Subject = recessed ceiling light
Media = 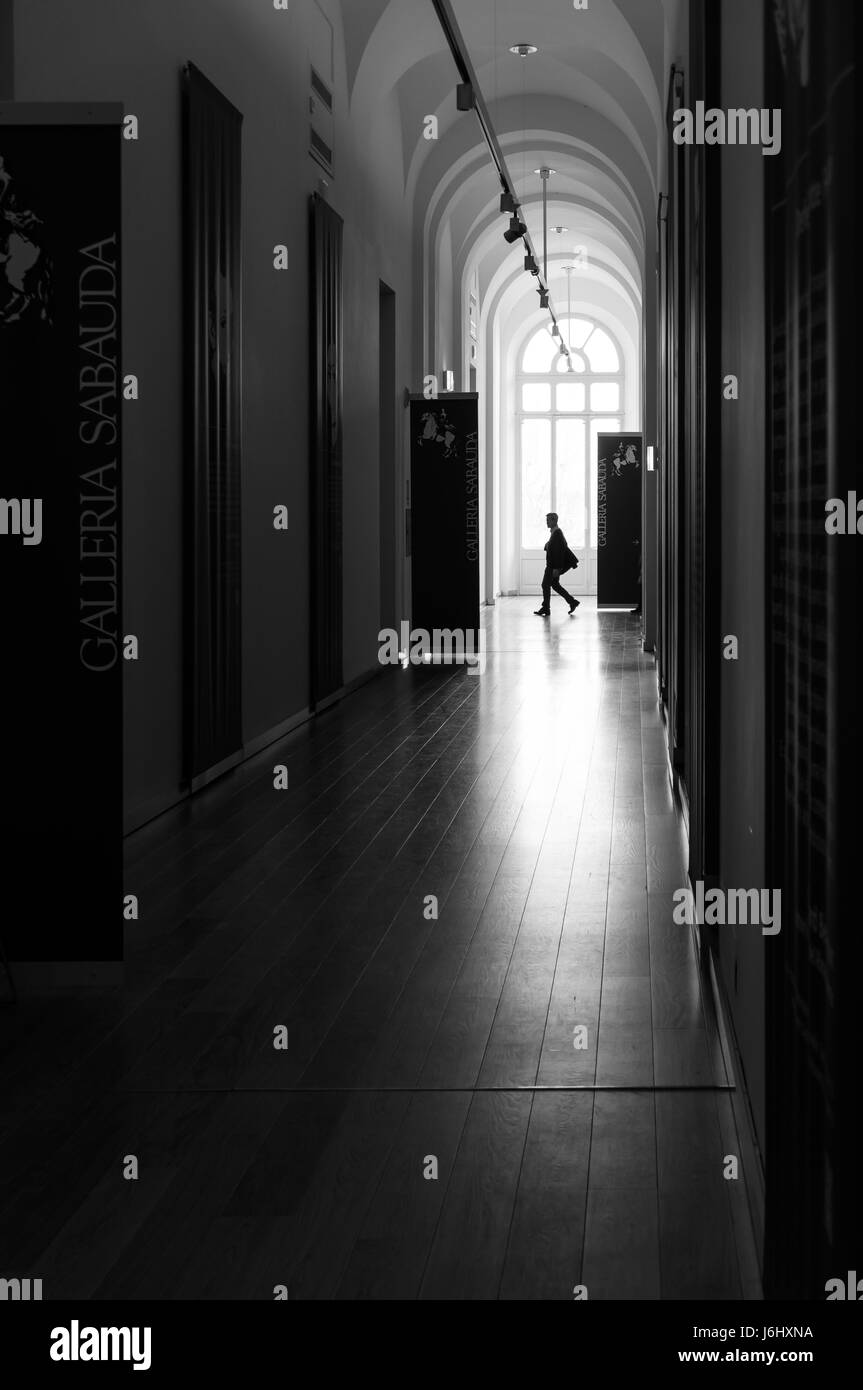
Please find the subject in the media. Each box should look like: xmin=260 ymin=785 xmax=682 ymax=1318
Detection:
xmin=509 ymin=43 xmax=538 ymax=56
xmin=551 ymin=226 xmax=569 ymax=234
xmin=534 ymin=167 xmax=557 ymax=176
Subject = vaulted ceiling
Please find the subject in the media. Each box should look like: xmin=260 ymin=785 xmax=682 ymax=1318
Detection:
xmin=339 ymin=0 xmax=678 ymax=365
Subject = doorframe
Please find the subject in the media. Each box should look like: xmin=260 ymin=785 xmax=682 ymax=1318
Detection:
xmin=182 ymin=63 xmax=244 ymax=788
xmin=309 ymin=192 xmax=345 ymax=710
xmin=515 ymin=410 xmax=619 ymax=597
xmin=684 ymin=0 xmax=722 ymax=886
xmin=378 ymin=282 xmax=398 ymax=634
xmin=661 ymin=63 xmax=687 ymax=775
xmin=514 ymin=321 xmax=627 ymax=597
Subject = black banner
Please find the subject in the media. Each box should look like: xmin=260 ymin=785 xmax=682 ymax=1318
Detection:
xmin=409 ymin=392 xmax=479 ymax=639
xmin=0 ymin=108 xmax=122 ymax=968
xmin=597 ymin=432 xmax=642 ymax=607
xmin=0 ymin=1300 xmax=860 ymax=1377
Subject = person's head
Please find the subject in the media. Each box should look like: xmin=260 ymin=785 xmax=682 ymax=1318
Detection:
xmin=546 ymin=512 xmax=558 ymax=530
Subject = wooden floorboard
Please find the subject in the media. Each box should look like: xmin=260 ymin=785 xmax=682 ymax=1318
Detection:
xmin=499 ymin=1091 xmax=593 ymax=1300
xmin=0 ymin=601 xmax=759 ymax=1299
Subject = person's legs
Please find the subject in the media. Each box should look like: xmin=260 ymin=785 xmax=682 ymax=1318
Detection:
xmin=551 ymin=575 xmax=579 ymax=610
xmin=535 ymin=568 xmax=553 ymax=615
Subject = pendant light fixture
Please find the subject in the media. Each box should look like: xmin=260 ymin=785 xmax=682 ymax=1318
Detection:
xmin=562 ymin=264 xmax=577 ymax=371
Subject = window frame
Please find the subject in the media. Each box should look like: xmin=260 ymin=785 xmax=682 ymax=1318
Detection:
xmin=516 ymin=317 xmax=626 ymax=558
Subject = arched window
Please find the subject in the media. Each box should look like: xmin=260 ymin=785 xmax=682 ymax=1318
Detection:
xmin=517 ymin=317 xmax=625 ymax=593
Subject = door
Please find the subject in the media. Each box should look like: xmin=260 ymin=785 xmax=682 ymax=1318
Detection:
xmin=379 ymin=282 xmax=397 ymax=633
xmin=763 ymin=0 xmax=858 ymax=1298
xmin=183 ymin=64 xmax=243 ymax=785
xmin=310 ymin=193 xmax=344 ymax=707
xmin=517 ymin=318 xmax=625 ymax=595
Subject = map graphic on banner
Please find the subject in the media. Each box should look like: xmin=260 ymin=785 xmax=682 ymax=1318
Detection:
xmin=0 ymin=152 xmax=54 ymax=324
xmin=416 ymin=404 xmax=467 ymax=460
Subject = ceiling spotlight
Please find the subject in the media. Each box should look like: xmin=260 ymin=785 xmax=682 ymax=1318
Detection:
xmin=504 ymin=215 xmax=527 ymax=243
xmin=509 ymin=43 xmax=538 ymax=56
xmin=524 ymin=254 xmax=539 ymax=275
xmin=500 ymin=191 xmax=517 ymax=214
xmin=551 ymin=325 xmax=561 ymax=339
xmin=456 ymin=82 xmax=475 ymax=111
xmin=539 ymin=290 xmax=549 ymax=308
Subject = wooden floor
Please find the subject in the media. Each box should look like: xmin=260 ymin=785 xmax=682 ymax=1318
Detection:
xmin=0 ymin=600 xmax=761 ymax=1299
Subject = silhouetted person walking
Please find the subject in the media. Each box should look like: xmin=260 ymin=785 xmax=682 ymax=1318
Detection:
xmin=535 ymin=512 xmax=580 ymax=616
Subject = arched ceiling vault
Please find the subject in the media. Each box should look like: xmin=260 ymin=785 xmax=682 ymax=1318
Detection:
xmin=339 ymin=0 xmax=672 ymax=374
xmin=435 ymin=157 xmax=645 ymax=274
xmin=474 ymin=242 xmax=642 ymax=322
xmin=484 ymin=252 xmax=642 ymax=354
xmin=346 ymin=0 xmax=665 ymax=196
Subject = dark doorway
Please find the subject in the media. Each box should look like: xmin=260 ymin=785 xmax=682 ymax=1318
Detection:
xmin=310 ymin=193 xmax=344 ymax=708
xmin=763 ymin=0 xmax=859 ymax=1298
xmin=379 ymin=282 xmax=397 ymax=633
xmin=182 ymin=64 xmax=243 ymax=786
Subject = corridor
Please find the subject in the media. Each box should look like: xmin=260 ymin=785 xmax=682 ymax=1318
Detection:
xmin=0 ymin=0 xmax=858 ymax=1332
xmin=1 ymin=605 xmax=758 ymax=1299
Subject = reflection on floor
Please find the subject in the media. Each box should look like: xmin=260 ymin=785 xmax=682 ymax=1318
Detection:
xmin=0 ymin=599 xmax=761 ymax=1299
